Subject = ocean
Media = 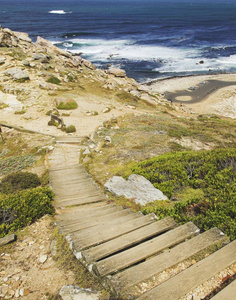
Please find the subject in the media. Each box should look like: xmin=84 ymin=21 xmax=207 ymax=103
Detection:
xmin=1 ymin=0 xmax=236 ymax=82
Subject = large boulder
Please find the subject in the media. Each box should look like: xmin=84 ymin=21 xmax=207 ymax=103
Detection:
xmin=107 ymin=67 xmax=126 ymax=77
xmin=0 ymin=31 xmax=18 ymax=47
xmin=6 ymin=68 xmax=29 ymax=81
xmin=35 ymin=36 xmax=72 ymax=58
xmin=32 ymin=53 xmax=50 ymax=63
xmin=82 ymin=59 xmax=96 ymax=70
xmin=14 ymin=31 xmax=32 ymax=43
xmin=105 ymin=174 xmax=168 ymax=206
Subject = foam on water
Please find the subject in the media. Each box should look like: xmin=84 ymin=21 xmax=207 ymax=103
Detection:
xmin=49 ymin=10 xmax=71 ymax=14
xmin=56 ymin=38 xmax=192 ymax=61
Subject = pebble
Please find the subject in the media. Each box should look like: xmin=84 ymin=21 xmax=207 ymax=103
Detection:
xmin=39 ymin=254 xmax=48 ymax=264
xmin=19 ymin=287 xmax=30 ymax=296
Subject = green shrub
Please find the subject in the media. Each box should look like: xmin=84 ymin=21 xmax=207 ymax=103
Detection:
xmin=14 ymin=109 xmax=26 ymax=115
xmin=46 ymin=76 xmax=61 ymax=85
xmin=0 ymin=186 xmax=54 ymax=237
xmin=0 ymin=155 xmax=35 ymax=176
xmin=46 ymin=110 xmax=60 ymax=116
xmin=56 ymin=100 xmax=78 ymax=110
xmin=48 ymin=120 xmax=59 ymax=127
xmin=133 ymin=148 xmax=236 ymax=240
xmin=0 ymin=172 xmax=41 ymax=194
xmin=62 ymin=125 xmax=76 ymax=133
xmin=0 ymin=103 xmax=8 ymax=109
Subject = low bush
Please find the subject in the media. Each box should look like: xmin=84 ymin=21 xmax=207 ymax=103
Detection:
xmin=14 ymin=109 xmax=26 ymax=115
xmin=63 ymin=125 xmax=76 ymax=133
xmin=56 ymin=100 xmax=78 ymax=110
xmin=133 ymin=148 xmax=236 ymax=240
xmin=0 ymin=186 xmax=54 ymax=237
xmin=0 ymin=103 xmax=8 ymax=109
xmin=46 ymin=76 xmax=61 ymax=85
xmin=0 ymin=154 xmax=35 ymax=176
xmin=0 ymin=172 xmax=41 ymax=194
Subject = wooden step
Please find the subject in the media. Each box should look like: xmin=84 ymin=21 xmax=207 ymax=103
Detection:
xmin=110 ymin=227 xmax=226 ymax=296
xmin=50 ymin=171 xmax=93 ymax=179
xmin=56 ymin=204 xmax=122 ymax=224
xmin=50 ymin=175 xmax=92 ymax=183
xmin=82 ymin=217 xmax=176 ymax=263
xmin=93 ymin=222 xmax=199 ymax=277
xmin=56 ymin=136 xmax=87 ymax=143
xmin=60 ymin=209 xmax=136 ymax=233
xmin=53 ymin=195 xmax=104 ymax=208
xmin=71 ymin=213 xmax=157 ymax=251
xmin=51 ymin=175 xmax=93 ymax=184
xmin=53 ymin=185 xmax=102 ymax=195
xmin=211 ymin=279 xmax=236 ymax=300
xmin=54 ymin=191 xmax=105 ymax=201
xmin=137 ymin=239 xmax=236 ymax=300
xmin=49 ymin=164 xmax=83 ymax=172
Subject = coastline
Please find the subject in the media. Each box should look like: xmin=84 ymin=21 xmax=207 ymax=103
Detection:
xmin=148 ymin=73 xmax=236 ymax=118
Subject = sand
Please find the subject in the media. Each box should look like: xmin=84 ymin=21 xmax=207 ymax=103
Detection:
xmin=149 ymin=73 xmax=236 ymax=118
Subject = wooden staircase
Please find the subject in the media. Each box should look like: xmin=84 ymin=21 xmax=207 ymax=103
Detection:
xmin=49 ymin=137 xmax=236 ymax=299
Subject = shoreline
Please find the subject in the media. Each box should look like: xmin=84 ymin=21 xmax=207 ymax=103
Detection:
xmin=148 ymin=73 xmax=236 ymax=118
xmin=144 ymin=72 xmax=236 ymax=86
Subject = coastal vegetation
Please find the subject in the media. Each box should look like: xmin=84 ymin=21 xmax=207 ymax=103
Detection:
xmin=56 ymin=99 xmax=78 ymax=110
xmin=0 ymin=131 xmax=54 ymax=238
xmin=85 ymin=112 xmax=236 ymax=240
xmin=133 ymin=148 xmax=236 ymax=240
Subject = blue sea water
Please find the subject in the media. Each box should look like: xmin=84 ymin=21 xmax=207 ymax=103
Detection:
xmin=1 ymin=0 xmax=236 ymax=82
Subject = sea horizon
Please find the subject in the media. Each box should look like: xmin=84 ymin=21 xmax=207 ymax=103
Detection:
xmin=1 ymin=0 xmax=236 ymax=82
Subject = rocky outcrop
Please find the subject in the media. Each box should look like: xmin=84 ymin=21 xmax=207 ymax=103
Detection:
xmin=107 ymin=67 xmax=126 ymax=77
xmin=5 ymin=68 xmax=29 ymax=81
xmin=0 ymin=30 xmax=18 ymax=47
xmin=14 ymin=31 xmax=32 ymax=43
xmin=105 ymin=174 xmax=168 ymax=206
xmin=35 ymin=36 xmax=72 ymax=58
xmin=81 ymin=58 xmax=96 ymax=70
xmin=32 ymin=53 xmax=50 ymax=63
xmin=0 ymin=27 xmax=31 ymax=47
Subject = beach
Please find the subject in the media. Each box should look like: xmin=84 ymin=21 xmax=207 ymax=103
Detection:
xmin=149 ymin=73 xmax=236 ymax=118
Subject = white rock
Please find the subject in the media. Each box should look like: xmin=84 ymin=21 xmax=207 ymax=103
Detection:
xmin=83 ymin=149 xmax=90 ymax=155
xmin=104 ymin=174 xmax=168 ymax=206
xmin=39 ymin=254 xmax=48 ymax=264
xmin=107 ymin=67 xmax=126 ymax=77
xmin=59 ymin=285 xmax=99 ymax=300
xmin=104 ymin=136 xmax=111 ymax=143
xmin=19 ymin=288 xmax=30 ymax=296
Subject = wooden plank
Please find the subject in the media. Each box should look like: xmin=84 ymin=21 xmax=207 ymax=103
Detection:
xmin=54 ymin=186 xmax=103 ymax=196
xmin=53 ymin=185 xmax=102 ymax=195
xmin=111 ymin=227 xmax=226 ymax=294
xmin=49 ymin=164 xmax=83 ymax=172
xmin=72 ymin=213 xmax=157 ymax=250
xmin=211 ymin=279 xmax=236 ymax=300
xmin=82 ymin=217 xmax=176 ymax=263
xmin=54 ymin=191 xmax=105 ymax=202
xmin=50 ymin=177 xmax=93 ymax=185
xmin=50 ymin=171 xmax=88 ymax=178
xmin=0 ymin=234 xmax=16 ymax=247
xmin=51 ymin=177 xmax=93 ymax=185
xmin=56 ymin=137 xmax=87 ymax=143
xmin=137 ymin=240 xmax=236 ymax=300
xmin=65 ymin=214 xmax=143 ymax=236
xmin=94 ymin=222 xmax=199 ymax=277
xmin=60 ymin=209 xmax=137 ymax=233
xmin=56 ymin=204 xmax=122 ymax=224
xmin=54 ymin=193 xmax=105 ymax=204
xmin=53 ymin=196 xmax=104 ymax=208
